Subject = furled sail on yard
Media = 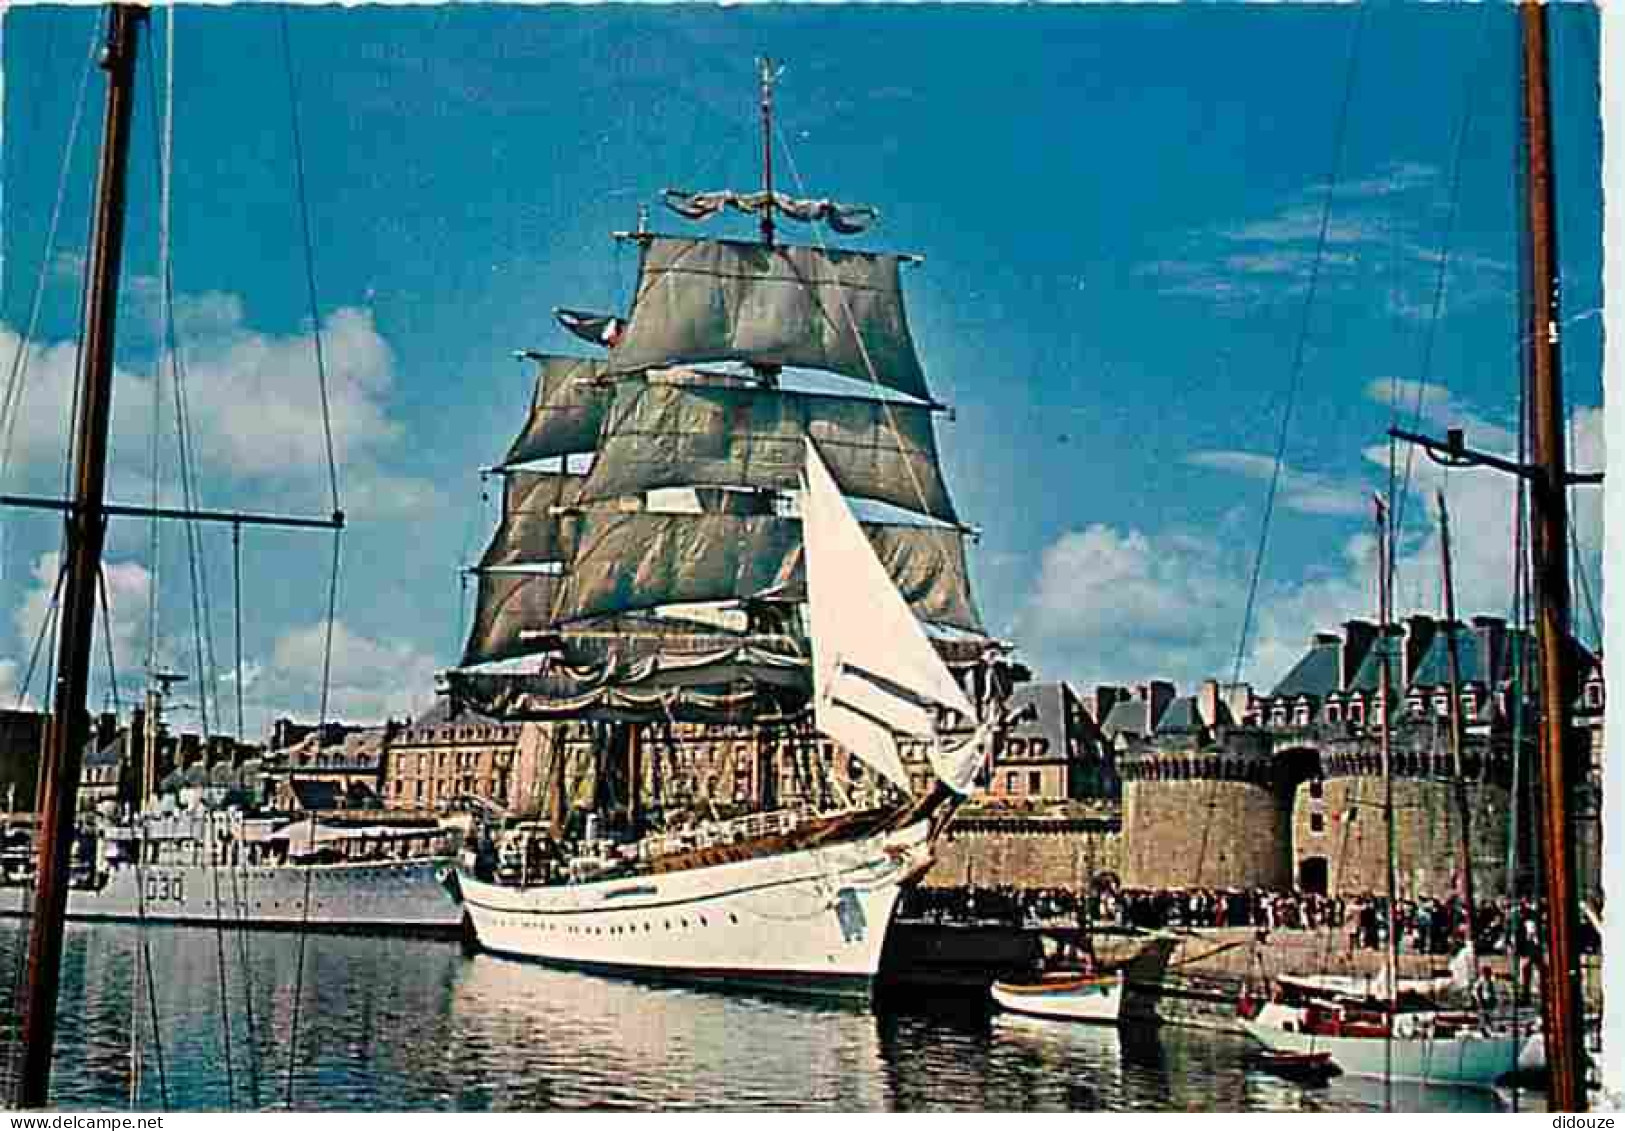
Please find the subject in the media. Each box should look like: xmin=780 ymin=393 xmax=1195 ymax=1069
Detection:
xmin=608 ymin=236 xmax=931 ymax=403
xmin=581 ymin=379 xmax=959 ymax=523
xmin=801 ymin=439 xmax=979 ymax=792
xmin=554 ymin=509 xmax=983 ymax=633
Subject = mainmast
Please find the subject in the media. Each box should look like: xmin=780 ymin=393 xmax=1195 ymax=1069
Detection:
xmin=1520 ymin=1 xmax=1585 ymax=1110
xmin=1385 ymin=4 xmax=1592 ymax=1110
xmin=759 ymin=57 xmax=776 ymax=248
xmin=16 ymin=4 xmax=144 ymax=1108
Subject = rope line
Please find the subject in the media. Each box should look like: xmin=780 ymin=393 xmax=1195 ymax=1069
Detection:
xmin=0 ymin=18 xmax=99 ymax=499
xmin=277 ymin=9 xmax=341 ymax=516
xmin=1229 ymin=5 xmax=1365 ymax=688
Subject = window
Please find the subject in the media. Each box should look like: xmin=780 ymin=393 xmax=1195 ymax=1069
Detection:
xmin=1585 ymin=682 xmax=1604 ymax=709
xmin=1350 ymin=701 xmax=1365 ymax=724
xmin=1005 ymin=772 xmax=1017 ymax=793
xmin=1308 ymin=779 xmax=1324 ymax=800
xmin=1028 ymin=771 xmax=1042 ymax=795
xmin=1293 ymin=704 xmax=1311 ymax=726
xmin=1310 ymin=812 xmax=1325 ymax=834
xmin=1326 ymin=704 xmax=1342 ymax=723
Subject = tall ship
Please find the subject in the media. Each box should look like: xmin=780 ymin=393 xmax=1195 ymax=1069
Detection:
xmin=444 ymin=61 xmax=1019 ymax=1000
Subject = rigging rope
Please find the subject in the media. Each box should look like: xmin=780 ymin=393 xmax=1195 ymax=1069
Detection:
xmin=0 ymin=18 xmax=98 ymax=503
xmin=96 ymin=563 xmax=122 ymax=716
xmin=276 ymin=12 xmax=345 ymax=1106
xmin=1229 ymin=4 xmax=1365 ymax=690
xmin=1387 ymin=9 xmax=1498 ymax=589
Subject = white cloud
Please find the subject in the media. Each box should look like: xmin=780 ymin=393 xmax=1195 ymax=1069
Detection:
xmin=255 ymin=618 xmax=440 ymax=725
xmin=1186 ymin=450 xmax=1369 ymax=517
xmin=1016 ymin=386 xmax=1605 ymax=697
xmin=0 ymin=659 xmax=32 ymax=710
xmin=11 ymin=551 xmax=153 ymax=700
xmin=0 ymin=294 xmax=441 ymax=519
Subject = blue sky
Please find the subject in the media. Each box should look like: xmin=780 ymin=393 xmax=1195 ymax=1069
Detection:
xmin=0 ymin=3 xmax=1605 ymax=737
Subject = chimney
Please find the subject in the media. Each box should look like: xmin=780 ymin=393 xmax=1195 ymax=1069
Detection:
xmin=96 ymin=712 xmax=117 ymax=751
xmin=1222 ymin=682 xmax=1255 ymax=725
xmin=1198 ymin=679 xmax=1221 ymax=727
xmin=1471 ymin=615 xmax=1506 ymax=686
xmin=1403 ymin=614 xmax=1437 ymax=688
xmin=1146 ymin=680 xmax=1176 ymax=731
xmin=1091 ymin=686 xmax=1126 ymax=725
xmin=1340 ymin=620 xmax=1378 ymax=690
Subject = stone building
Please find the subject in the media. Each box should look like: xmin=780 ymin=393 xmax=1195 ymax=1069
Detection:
xmin=381 ymin=701 xmax=526 ymax=812
xmin=984 ymin=682 xmax=1116 ymax=802
xmin=266 ymin=722 xmax=389 ymax=811
xmin=1118 ymin=613 xmax=1604 ymax=902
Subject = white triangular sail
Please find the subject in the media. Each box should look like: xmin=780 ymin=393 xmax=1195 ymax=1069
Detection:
xmin=801 ymin=438 xmax=980 ymax=794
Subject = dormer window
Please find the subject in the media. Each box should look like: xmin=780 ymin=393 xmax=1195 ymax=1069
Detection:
xmin=1350 ymin=700 xmax=1365 ymax=725
xmin=1325 ymin=703 xmax=1342 ymax=723
xmin=1585 ymin=682 xmax=1604 ymax=709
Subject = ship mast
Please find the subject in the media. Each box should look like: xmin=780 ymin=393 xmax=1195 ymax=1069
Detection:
xmin=759 ymin=57 xmax=776 ymax=248
xmin=1435 ymin=493 xmax=1479 ymax=949
xmin=15 ymin=5 xmax=144 ymax=1107
xmin=1386 ymin=2 xmax=1592 ymax=1110
xmin=1519 ymin=1 xmax=1585 ymax=1109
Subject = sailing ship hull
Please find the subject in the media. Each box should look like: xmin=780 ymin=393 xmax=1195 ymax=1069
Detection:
xmin=991 ymin=972 xmax=1124 ymax=1024
xmin=458 ymin=818 xmax=933 ymax=1001
xmin=0 ymin=858 xmax=463 ymax=936
xmin=1239 ymin=1009 xmax=1520 ymax=1090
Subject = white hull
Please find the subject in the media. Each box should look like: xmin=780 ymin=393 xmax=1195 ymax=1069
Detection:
xmin=991 ymin=972 xmax=1124 ymax=1024
xmin=459 ymin=818 xmax=933 ymax=1000
xmin=1240 ymin=1008 xmax=1520 ymax=1090
xmin=0 ymin=858 xmax=463 ymax=935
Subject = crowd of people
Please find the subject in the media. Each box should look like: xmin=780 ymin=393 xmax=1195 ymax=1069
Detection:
xmin=896 ymin=882 xmax=1599 ymax=956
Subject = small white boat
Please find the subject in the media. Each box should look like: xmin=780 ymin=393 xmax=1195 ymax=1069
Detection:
xmin=1239 ymin=1002 xmax=1520 ymax=1090
xmin=991 ymin=970 xmax=1124 ymax=1024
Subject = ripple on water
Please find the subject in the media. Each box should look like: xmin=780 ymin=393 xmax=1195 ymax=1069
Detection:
xmin=0 ymin=924 xmax=1523 ymax=1112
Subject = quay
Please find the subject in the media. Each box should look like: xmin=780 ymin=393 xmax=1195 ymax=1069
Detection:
xmin=882 ymin=920 xmax=1603 ymax=1032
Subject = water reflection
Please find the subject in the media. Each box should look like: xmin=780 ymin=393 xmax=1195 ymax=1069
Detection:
xmin=0 ymin=923 xmax=1526 ymax=1112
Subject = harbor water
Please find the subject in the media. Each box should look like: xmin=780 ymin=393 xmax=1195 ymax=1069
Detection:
xmin=0 ymin=922 xmax=1518 ymax=1112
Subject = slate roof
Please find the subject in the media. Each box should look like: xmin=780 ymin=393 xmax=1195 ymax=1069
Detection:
xmin=1347 ymin=634 xmax=1404 ymax=693
xmin=1270 ymin=641 xmax=1342 ymax=699
xmin=1100 ymin=699 xmax=1149 ymax=740
xmin=1154 ymin=696 xmax=1202 ymax=735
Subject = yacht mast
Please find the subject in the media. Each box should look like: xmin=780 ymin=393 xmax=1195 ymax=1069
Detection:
xmin=1435 ymin=493 xmax=1479 ymax=947
xmin=1520 ymin=1 xmax=1586 ymax=1109
xmin=16 ymin=4 xmax=145 ymax=1107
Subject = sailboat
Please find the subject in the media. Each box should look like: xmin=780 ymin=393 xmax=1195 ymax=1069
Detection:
xmin=1241 ymin=4 xmax=1593 ymax=1103
xmin=444 ymin=61 xmax=1016 ymax=1000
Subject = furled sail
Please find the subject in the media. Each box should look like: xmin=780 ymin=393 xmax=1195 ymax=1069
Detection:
xmin=773 ymin=524 xmax=983 ymax=634
xmin=802 ymin=439 xmax=980 ymax=794
xmin=461 ymin=570 xmax=566 ymax=666
xmin=553 ymin=507 xmax=981 ymax=634
xmin=554 ymin=512 xmax=802 ymax=625
xmin=477 ymin=471 xmax=585 ymax=570
xmin=504 ymin=355 xmax=613 ymax=467
xmin=663 ymin=189 xmax=878 ymax=235
xmin=608 ymin=236 xmax=931 ymax=403
xmin=580 ymin=379 xmax=959 ymax=523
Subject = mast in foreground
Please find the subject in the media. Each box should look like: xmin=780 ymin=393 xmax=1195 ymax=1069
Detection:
xmin=16 ymin=4 xmax=144 ymax=1108
xmin=1520 ymin=0 xmax=1586 ymax=1109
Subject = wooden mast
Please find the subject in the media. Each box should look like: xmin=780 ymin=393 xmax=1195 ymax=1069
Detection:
xmin=1435 ymin=492 xmax=1480 ymax=949
xmin=759 ymin=57 xmax=776 ymax=248
xmin=1520 ymin=1 xmax=1586 ymax=1110
xmin=16 ymin=4 xmax=144 ymax=1108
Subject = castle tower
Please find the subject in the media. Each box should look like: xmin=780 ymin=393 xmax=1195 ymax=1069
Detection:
xmin=1304 ymin=726 xmax=1525 ymax=900
xmin=1116 ymin=728 xmax=1295 ymax=890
